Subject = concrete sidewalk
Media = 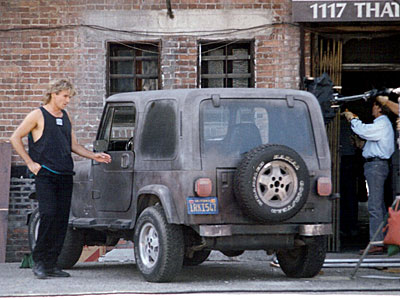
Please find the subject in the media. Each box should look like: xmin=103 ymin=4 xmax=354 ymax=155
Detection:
xmin=1 ymin=249 xmax=400 ymax=297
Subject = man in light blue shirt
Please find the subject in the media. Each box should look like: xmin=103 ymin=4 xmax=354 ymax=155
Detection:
xmin=343 ymin=101 xmax=394 ymax=255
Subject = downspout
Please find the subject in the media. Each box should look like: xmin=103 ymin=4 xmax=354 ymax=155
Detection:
xmin=166 ymin=0 xmax=174 ymax=19
xmin=299 ymin=23 xmax=306 ymax=90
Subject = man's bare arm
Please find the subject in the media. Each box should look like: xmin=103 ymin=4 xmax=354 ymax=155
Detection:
xmin=376 ymin=95 xmax=399 ymax=115
xmin=71 ymin=131 xmax=111 ymax=163
xmin=9 ymin=109 xmax=42 ymax=175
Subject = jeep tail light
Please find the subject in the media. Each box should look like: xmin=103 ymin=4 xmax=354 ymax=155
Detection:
xmin=317 ymin=177 xmax=332 ymax=196
xmin=195 ymin=178 xmax=212 ymax=197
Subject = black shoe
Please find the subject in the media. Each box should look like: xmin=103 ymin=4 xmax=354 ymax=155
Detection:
xmin=33 ymin=262 xmax=48 ymax=279
xmin=46 ymin=267 xmax=70 ymax=278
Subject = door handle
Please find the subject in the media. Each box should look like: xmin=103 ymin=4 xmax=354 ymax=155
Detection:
xmin=121 ymin=153 xmax=130 ymax=168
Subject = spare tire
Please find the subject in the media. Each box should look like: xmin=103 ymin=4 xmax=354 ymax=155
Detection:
xmin=234 ymin=144 xmax=310 ymax=222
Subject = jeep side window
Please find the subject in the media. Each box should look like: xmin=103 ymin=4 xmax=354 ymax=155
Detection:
xmin=140 ymin=99 xmax=177 ymax=160
xmin=98 ymin=105 xmax=136 ymax=151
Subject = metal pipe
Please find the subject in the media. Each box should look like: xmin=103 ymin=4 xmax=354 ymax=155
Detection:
xmin=166 ymin=0 xmax=174 ymax=19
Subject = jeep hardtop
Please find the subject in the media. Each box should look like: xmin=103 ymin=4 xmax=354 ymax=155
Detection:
xmin=29 ymin=88 xmax=332 ymax=282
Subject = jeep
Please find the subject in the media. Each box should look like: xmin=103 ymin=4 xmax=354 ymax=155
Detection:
xmin=29 ymin=88 xmax=332 ymax=282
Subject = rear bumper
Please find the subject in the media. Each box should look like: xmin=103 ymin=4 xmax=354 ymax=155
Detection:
xmin=199 ymin=223 xmax=332 ymax=237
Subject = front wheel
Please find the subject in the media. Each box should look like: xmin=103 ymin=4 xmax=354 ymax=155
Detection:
xmin=28 ymin=208 xmax=40 ymax=252
xmin=57 ymin=227 xmax=84 ymax=269
xmin=134 ymin=205 xmax=184 ymax=282
xmin=27 ymin=208 xmax=84 ymax=269
xmin=276 ymin=235 xmax=327 ymax=278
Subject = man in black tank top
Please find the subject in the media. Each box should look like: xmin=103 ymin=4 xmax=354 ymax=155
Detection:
xmin=10 ymin=79 xmax=111 ymax=279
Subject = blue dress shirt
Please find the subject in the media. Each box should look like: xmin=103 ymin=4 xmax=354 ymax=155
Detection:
xmin=350 ymin=115 xmax=394 ymax=159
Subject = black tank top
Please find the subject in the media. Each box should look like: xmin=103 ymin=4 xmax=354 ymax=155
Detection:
xmin=28 ymin=106 xmax=74 ymax=174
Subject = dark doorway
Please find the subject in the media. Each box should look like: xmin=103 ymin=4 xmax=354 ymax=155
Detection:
xmin=339 ymin=34 xmax=400 ymax=251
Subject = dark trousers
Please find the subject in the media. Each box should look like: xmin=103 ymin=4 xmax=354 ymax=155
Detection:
xmin=32 ymin=169 xmax=73 ymax=268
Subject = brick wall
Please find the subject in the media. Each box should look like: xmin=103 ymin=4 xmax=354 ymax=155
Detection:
xmin=1 ymin=0 xmax=302 ymax=159
xmin=1 ymin=0 xmax=305 ymax=262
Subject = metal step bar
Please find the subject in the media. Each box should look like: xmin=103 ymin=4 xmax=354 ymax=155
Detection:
xmin=323 ymin=257 xmax=400 ymax=268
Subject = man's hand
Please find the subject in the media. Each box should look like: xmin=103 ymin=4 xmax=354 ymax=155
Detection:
xmin=376 ymin=95 xmax=389 ymax=106
xmin=93 ymin=152 xmax=112 ymax=164
xmin=341 ymin=110 xmax=357 ymax=122
xmin=27 ymin=161 xmax=42 ymax=175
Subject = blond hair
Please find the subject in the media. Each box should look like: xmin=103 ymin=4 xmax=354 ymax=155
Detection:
xmin=43 ymin=79 xmax=76 ymax=104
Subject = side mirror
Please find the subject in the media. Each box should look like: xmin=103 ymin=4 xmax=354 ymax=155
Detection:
xmin=93 ymin=140 xmax=108 ymax=152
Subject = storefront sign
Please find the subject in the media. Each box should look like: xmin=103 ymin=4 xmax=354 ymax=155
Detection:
xmin=292 ymin=0 xmax=400 ymax=22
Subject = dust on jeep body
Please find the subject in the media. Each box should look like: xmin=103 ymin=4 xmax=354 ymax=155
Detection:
xmin=28 ymin=88 xmax=332 ymax=282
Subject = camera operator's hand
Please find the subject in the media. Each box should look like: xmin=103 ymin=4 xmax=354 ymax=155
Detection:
xmin=376 ymin=90 xmax=400 ymax=115
xmin=376 ymin=95 xmax=389 ymax=106
xmin=341 ymin=109 xmax=358 ymax=122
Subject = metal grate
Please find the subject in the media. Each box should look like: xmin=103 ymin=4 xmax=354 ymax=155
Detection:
xmin=199 ymin=41 xmax=254 ymax=88
xmin=107 ymin=42 xmax=160 ymax=96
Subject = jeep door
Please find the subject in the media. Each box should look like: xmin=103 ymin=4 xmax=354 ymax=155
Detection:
xmin=92 ymin=103 xmax=136 ymax=212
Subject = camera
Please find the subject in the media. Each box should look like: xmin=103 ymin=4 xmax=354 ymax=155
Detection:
xmin=370 ymin=88 xmax=398 ymax=101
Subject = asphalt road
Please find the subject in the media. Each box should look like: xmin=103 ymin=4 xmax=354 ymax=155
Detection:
xmin=1 ymin=251 xmax=400 ymax=297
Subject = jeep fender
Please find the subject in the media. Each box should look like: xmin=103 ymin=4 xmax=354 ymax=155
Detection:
xmin=137 ymin=184 xmax=179 ymax=224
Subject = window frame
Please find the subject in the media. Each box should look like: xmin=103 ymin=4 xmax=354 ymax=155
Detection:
xmin=106 ymin=41 xmax=161 ymax=96
xmin=198 ymin=40 xmax=255 ymax=88
xmin=96 ymin=102 xmax=137 ymax=152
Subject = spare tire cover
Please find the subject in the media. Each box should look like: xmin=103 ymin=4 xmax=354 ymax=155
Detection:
xmin=234 ymin=144 xmax=310 ymax=222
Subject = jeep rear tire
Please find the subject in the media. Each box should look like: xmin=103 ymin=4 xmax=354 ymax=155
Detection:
xmin=277 ymin=235 xmax=327 ymax=278
xmin=234 ymin=144 xmax=310 ymax=222
xmin=221 ymin=250 xmax=245 ymax=257
xmin=28 ymin=208 xmax=84 ymax=269
xmin=134 ymin=205 xmax=184 ymax=282
xmin=183 ymin=249 xmax=211 ymax=266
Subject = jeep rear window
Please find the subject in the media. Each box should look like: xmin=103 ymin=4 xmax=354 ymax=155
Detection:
xmin=200 ymin=99 xmax=316 ymax=157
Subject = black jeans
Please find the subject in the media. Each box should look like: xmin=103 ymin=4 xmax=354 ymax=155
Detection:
xmin=32 ymin=168 xmax=73 ymax=268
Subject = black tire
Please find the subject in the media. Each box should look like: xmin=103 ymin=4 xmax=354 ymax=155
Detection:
xmin=183 ymin=249 xmax=211 ymax=266
xmin=28 ymin=208 xmax=40 ymax=252
xmin=27 ymin=208 xmax=84 ymax=269
xmin=134 ymin=205 xmax=184 ymax=282
xmin=277 ymin=236 xmax=327 ymax=278
xmin=234 ymin=144 xmax=310 ymax=222
xmin=57 ymin=227 xmax=84 ymax=269
xmin=221 ymin=250 xmax=245 ymax=257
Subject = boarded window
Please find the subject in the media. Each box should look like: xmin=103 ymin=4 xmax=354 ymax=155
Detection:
xmin=199 ymin=41 xmax=254 ymax=88
xmin=108 ymin=42 xmax=160 ymax=95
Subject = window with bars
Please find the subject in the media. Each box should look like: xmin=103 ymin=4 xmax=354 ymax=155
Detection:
xmin=199 ymin=41 xmax=254 ymax=88
xmin=107 ymin=42 xmax=160 ymax=96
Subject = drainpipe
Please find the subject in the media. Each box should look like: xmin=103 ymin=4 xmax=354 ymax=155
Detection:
xmin=299 ymin=24 xmax=305 ymax=90
xmin=166 ymin=0 xmax=174 ymax=19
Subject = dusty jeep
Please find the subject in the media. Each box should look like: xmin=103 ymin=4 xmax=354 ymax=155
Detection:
xmin=29 ymin=88 xmax=332 ymax=282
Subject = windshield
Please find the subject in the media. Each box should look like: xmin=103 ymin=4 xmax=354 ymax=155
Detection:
xmin=200 ymin=99 xmax=316 ymax=160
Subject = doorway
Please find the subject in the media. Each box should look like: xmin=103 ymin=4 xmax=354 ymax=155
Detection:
xmin=338 ymin=34 xmax=400 ymax=251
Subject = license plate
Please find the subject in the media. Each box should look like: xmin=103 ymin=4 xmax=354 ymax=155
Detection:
xmin=187 ymin=197 xmax=218 ymax=215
